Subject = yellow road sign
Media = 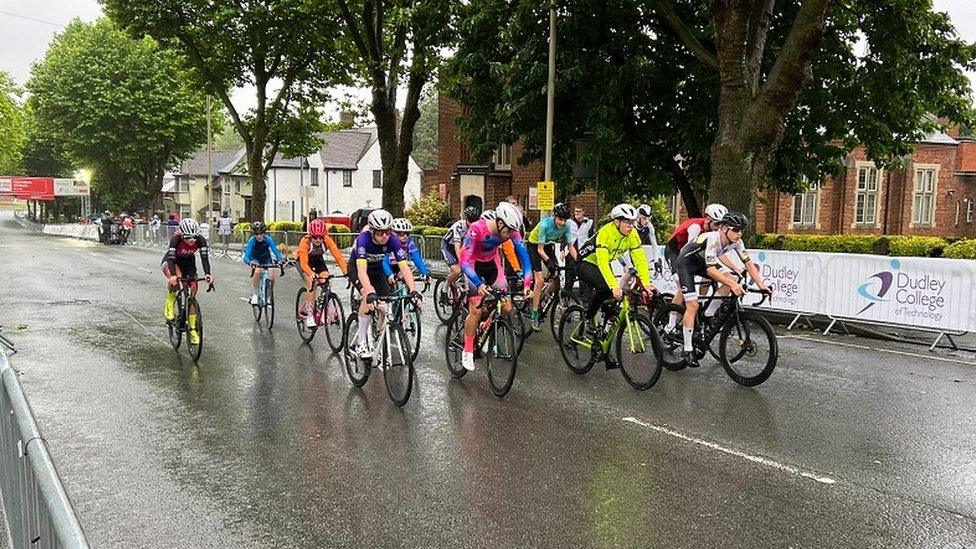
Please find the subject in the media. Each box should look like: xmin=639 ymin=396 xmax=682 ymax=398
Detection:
xmin=537 ymin=180 xmax=555 ymax=211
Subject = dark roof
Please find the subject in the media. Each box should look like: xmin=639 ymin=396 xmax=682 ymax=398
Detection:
xmin=269 ymin=153 xmax=306 ymax=168
xmin=319 ymin=131 xmax=373 ymax=170
xmin=178 ymin=149 xmax=240 ymax=176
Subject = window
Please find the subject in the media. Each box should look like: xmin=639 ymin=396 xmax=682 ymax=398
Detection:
xmin=791 ymin=178 xmax=820 ymax=227
xmin=310 ymin=169 xmax=319 ymax=187
xmin=493 ymin=144 xmax=511 ymax=169
xmin=176 ymin=178 xmax=189 ymax=193
xmin=969 ymin=199 xmax=974 ymax=224
xmin=343 ymin=170 xmax=353 ymax=187
xmin=911 ymin=167 xmax=937 ymax=226
xmin=855 ymin=165 xmax=880 ymax=226
xmin=372 ymin=170 xmax=382 ymax=189
xmin=956 ymin=200 xmax=961 ymax=227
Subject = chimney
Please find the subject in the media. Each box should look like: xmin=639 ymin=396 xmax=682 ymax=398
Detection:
xmin=339 ymin=111 xmax=355 ymax=128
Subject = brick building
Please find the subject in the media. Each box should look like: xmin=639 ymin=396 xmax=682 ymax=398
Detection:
xmin=422 ymin=96 xmax=601 ymax=224
xmin=755 ymin=130 xmax=976 ymax=239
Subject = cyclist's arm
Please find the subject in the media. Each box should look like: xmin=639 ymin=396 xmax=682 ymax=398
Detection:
xmin=645 ymin=225 xmax=659 ymax=262
xmin=164 ymin=236 xmax=179 ymax=272
xmin=594 ymin=245 xmax=619 ymax=289
xmin=325 ymin=234 xmax=348 ymax=273
xmin=459 ymin=232 xmax=483 ymax=287
xmin=198 ymin=237 xmax=212 ymax=276
xmin=266 ymin=235 xmax=284 ymax=262
xmin=297 ymin=238 xmax=314 ymax=278
xmin=501 ymin=240 xmax=520 ymax=273
xmin=511 ymin=232 xmax=532 ymax=287
xmin=356 ymin=259 xmax=374 ymax=294
xmin=627 ymin=239 xmax=652 ymax=288
xmin=241 ymin=237 xmax=255 ymax=264
xmin=408 ymin=240 xmax=430 ymax=277
xmin=381 ymin=253 xmax=395 ymax=278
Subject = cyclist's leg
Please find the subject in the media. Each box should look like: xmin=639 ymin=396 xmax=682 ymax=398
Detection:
xmin=577 ymin=262 xmax=610 ymax=325
xmin=162 ymin=263 xmax=179 ymax=319
xmin=249 ymin=266 xmax=262 ymax=298
xmin=527 ymin=243 xmax=545 ymax=319
xmin=675 ymin=259 xmax=702 ymax=356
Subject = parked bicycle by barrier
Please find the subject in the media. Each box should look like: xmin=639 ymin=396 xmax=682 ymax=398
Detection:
xmin=249 ymin=262 xmax=286 ymax=329
xmin=296 ymin=270 xmax=347 ymax=353
xmin=167 ymin=277 xmax=215 ymax=361
xmin=654 ymin=286 xmax=777 ymax=386
xmin=444 ymin=288 xmax=522 ymax=397
xmin=558 ymin=288 xmax=664 ymax=390
xmin=342 ymin=293 xmax=416 ymax=406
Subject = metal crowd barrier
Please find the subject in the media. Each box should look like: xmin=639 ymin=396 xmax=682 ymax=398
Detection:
xmin=0 ymin=347 xmax=89 ymax=548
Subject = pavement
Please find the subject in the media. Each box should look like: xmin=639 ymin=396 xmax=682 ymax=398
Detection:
xmin=1 ymin=213 xmax=976 ymax=547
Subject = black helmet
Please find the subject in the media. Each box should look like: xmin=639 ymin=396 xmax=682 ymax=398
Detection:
xmin=251 ymin=221 xmax=266 ymax=234
xmin=720 ymin=212 xmax=750 ymax=229
xmin=463 ymin=206 xmax=481 ymax=222
xmin=552 ymin=202 xmax=570 ymax=219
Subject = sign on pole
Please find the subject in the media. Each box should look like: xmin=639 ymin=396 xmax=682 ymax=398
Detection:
xmin=528 ymin=187 xmax=539 ymax=210
xmin=537 ymin=180 xmax=555 ymax=211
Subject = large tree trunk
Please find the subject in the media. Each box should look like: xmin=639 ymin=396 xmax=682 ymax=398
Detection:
xmin=373 ymin=94 xmax=404 ymax=216
xmin=247 ymin=146 xmax=266 ymax=222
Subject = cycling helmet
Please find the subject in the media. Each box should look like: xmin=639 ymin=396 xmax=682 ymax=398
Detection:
xmin=704 ymin=203 xmax=729 ymax=222
xmin=250 ymin=221 xmax=266 ymax=234
xmin=610 ymin=203 xmax=639 ymax=221
xmin=480 ymin=210 xmax=496 ymax=220
xmin=392 ymin=218 xmax=413 ymax=233
xmin=552 ymin=202 xmax=570 ymax=219
xmin=720 ymin=212 xmax=750 ymax=229
xmin=367 ymin=209 xmax=394 ymax=230
xmin=463 ymin=206 xmax=481 ymax=223
xmin=495 ymin=202 xmax=523 ymax=231
xmin=178 ymin=218 xmax=200 ymax=237
xmin=637 ymin=204 xmax=653 ymax=218
xmin=308 ymin=217 xmax=327 ymax=237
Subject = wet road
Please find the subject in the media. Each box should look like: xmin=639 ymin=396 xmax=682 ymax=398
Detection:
xmin=2 ymin=216 xmax=976 ymax=547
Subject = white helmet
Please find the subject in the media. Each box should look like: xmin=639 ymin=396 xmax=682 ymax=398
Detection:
xmin=637 ymin=204 xmax=653 ymax=217
xmin=367 ymin=209 xmax=394 ymax=230
xmin=391 ymin=218 xmax=413 ymax=233
xmin=495 ymin=202 xmax=523 ymax=231
xmin=704 ymin=203 xmax=728 ymax=222
xmin=610 ymin=203 xmax=638 ymax=221
xmin=178 ymin=218 xmax=200 ymax=236
xmin=480 ymin=210 xmax=496 ymax=220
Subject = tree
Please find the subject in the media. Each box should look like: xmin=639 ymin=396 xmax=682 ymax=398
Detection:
xmin=104 ymin=0 xmax=348 ymax=220
xmin=333 ymin=0 xmax=456 ymax=215
xmin=0 ymin=71 xmax=26 ymax=175
xmin=213 ymin=110 xmax=244 ymax=151
xmin=27 ymin=19 xmax=207 ymax=212
xmin=412 ymin=88 xmax=439 ymax=170
xmin=20 ymin=102 xmax=74 ymax=178
xmin=445 ymin=0 xmax=976 ymax=218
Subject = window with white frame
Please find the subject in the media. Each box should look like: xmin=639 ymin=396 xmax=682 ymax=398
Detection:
xmin=343 ymin=170 xmax=353 ymax=187
xmin=912 ymin=167 xmax=937 ymax=225
xmin=791 ymin=178 xmax=820 ymax=227
xmin=372 ymin=170 xmax=382 ymax=189
xmin=310 ymin=169 xmax=319 ymax=187
xmin=176 ymin=178 xmax=190 ymax=193
xmin=855 ymin=165 xmax=880 ymax=225
xmin=493 ymin=144 xmax=511 ymax=169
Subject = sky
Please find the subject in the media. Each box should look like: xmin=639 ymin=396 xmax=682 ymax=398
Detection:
xmin=3 ymin=0 xmax=976 ymax=113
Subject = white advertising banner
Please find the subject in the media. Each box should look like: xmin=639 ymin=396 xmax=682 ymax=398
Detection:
xmin=742 ymin=250 xmax=823 ymax=313
xmin=0 ymin=178 xmax=11 ymax=193
xmin=53 ymin=179 xmax=91 ymax=196
xmin=822 ymin=254 xmax=976 ymax=333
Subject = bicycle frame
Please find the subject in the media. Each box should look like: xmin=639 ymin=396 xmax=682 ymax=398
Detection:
xmin=569 ymin=294 xmax=643 ymax=356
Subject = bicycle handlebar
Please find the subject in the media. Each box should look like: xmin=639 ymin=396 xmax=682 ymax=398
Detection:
xmin=250 ymin=263 xmax=286 ymax=277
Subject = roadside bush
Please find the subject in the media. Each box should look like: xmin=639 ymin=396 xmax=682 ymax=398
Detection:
xmin=943 ymin=239 xmax=976 ymax=259
xmin=887 ymin=236 xmax=947 ymax=257
xmin=267 ymin=221 xmax=302 ymax=232
xmin=405 ymin=190 xmax=451 ymax=227
xmin=422 ymin=226 xmax=449 ymax=237
xmin=753 ymin=233 xmax=958 ymax=258
xmin=778 ymin=234 xmax=877 ymax=254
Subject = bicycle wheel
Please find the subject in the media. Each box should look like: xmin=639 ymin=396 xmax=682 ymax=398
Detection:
xmin=384 ymin=325 xmax=415 ymax=406
xmin=508 ymin=307 xmax=526 ymax=356
xmin=719 ymin=310 xmax=778 ymax=387
xmin=616 ymin=313 xmax=663 ymax=390
xmin=486 ymin=318 xmax=517 ymax=397
xmin=168 ymin=292 xmax=184 ymax=350
xmin=557 ymin=305 xmax=595 ymax=374
xmin=444 ymin=311 xmax=468 ymax=378
xmin=323 ymin=292 xmax=345 ymax=353
xmin=343 ymin=313 xmax=370 ymax=387
xmin=252 ymin=294 xmax=262 ymax=322
xmin=549 ymin=291 xmax=578 ymax=342
xmin=186 ymin=297 xmax=204 ymax=361
xmin=403 ymin=302 xmax=422 ymax=363
xmin=264 ymin=278 xmax=275 ymax=329
xmin=433 ymin=278 xmax=455 ymax=325
xmin=651 ymin=303 xmax=688 ymax=371
xmin=296 ymin=288 xmax=317 ymax=343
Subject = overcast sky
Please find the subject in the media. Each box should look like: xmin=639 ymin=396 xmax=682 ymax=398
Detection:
xmin=3 ymin=0 xmax=976 ymax=114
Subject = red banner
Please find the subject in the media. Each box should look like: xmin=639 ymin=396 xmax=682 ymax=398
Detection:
xmin=0 ymin=177 xmax=56 ymax=201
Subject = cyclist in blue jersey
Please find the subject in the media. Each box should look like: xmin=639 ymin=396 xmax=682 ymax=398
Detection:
xmin=526 ymin=202 xmax=577 ymax=330
xmin=382 ymin=218 xmax=430 ymax=280
xmin=242 ymin=221 xmax=285 ymax=305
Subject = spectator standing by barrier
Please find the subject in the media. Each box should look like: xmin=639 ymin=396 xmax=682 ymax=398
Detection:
xmin=217 ymin=211 xmax=233 ymax=252
xmin=565 ymin=206 xmax=593 ymax=293
xmin=149 ymin=214 xmax=161 ymax=241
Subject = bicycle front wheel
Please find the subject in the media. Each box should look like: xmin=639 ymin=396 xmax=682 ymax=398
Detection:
xmin=296 ymin=287 xmax=316 ymax=344
xmin=343 ymin=313 xmax=370 ymax=387
xmin=557 ymin=305 xmax=594 ymax=375
xmin=264 ymin=278 xmax=275 ymax=329
xmin=486 ymin=319 xmax=517 ymax=397
xmin=444 ymin=311 xmax=468 ymax=379
xmin=616 ymin=313 xmax=663 ymax=390
xmin=549 ymin=290 xmax=578 ymax=342
xmin=186 ymin=297 xmax=204 ymax=362
xmin=403 ymin=303 xmax=422 ymax=363
xmin=384 ymin=325 xmax=415 ymax=406
xmin=433 ymin=279 xmax=454 ymax=325
xmin=719 ymin=310 xmax=778 ymax=387
xmin=323 ymin=292 xmax=345 ymax=353
xmin=168 ymin=293 xmax=184 ymax=350
xmin=651 ymin=303 xmax=687 ymax=371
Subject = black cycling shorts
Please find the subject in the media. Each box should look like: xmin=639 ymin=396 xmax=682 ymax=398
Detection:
xmin=527 ymin=242 xmax=556 ymax=273
xmin=347 ymin=262 xmax=392 ymax=298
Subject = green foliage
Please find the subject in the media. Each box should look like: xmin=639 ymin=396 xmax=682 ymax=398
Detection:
xmin=405 ymin=190 xmax=452 ymax=227
xmin=233 ymin=222 xmax=251 ymax=235
xmin=422 ymin=226 xmax=449 ymax=237
xmin=943 ymin=240 xmax=976 ymax=259
xmin=26 ymin=19 xmax=206 ymax=211
xmin=412 ymin=89 xmax=439 ymax=170
xmin=754 ymin=233 xmax=950 ymax=257
xmin=0 ymin=71 xmax=26 ymax=175
xmin=887 ymin=236 xmax=947 ymax=258
xmin=267 ymin=221 xmax=303 ymax=232
xmin=212 ymin=110 xmax=242 ymax=151
xmin=623 ymin=196 xmax=674 ymax=242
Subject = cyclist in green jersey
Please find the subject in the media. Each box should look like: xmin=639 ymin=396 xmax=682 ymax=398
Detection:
xmin=526 ymin=202 xmax=577 ymax=330
xmin=576 ymin=204 xmax=654 ymax=334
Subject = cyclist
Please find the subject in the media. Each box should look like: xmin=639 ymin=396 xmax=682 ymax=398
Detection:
xmin=663 ymin=203 xmax=730 ymax=331
xmin=297 ymin=218 xmax=348 ymax=327
xmin=162 ymin=218 xmax=214 ymax=345
xmin=458 ymin=202 xmax=533 ymax=371
xmin=672 ymin=212 xmax=771 ymax=367
xmin=635 ymin=204 xmax=661 ymax=274
xmin=349 ymin=210 xmax=423 ymax=358
xmin=441 ymin=206 xmax=481 ymax=300
xmin=382 ymin=218 xmax=430 ymax=281
xmin=242 ymin=221 xmax=285 ymax=305
xmin=483 ymin=210 xmax=524 ymax=280
xmin=575 ymin=204 xmax=654 ymax=367
xmin=526 ymin=202 xmax=577 ymax=331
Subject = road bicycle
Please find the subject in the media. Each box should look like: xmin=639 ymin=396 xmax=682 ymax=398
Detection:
xmin=518 ymin=264 xmax=579 ymax=342
xmin=167 ymin=277 xmax=215 ymax=362
xmin=390 ymin=274 xmax=429 ymax=363
xmin=653 ymin=285 xmax=777 ymax=386
xmin=295 ymin=269 xmax=346 ymax=353
xmin=249 ymin=262 xmax=285 ymax=329
xmin=444 ymin=288 xmax=522 ymax=397
xmin=433 ymin=275 xmax=467 ymax=325
xmin=342 ymin=294 xmax=416 ymax=406
xmin=558 ymin=288 xmax=664 ymax=390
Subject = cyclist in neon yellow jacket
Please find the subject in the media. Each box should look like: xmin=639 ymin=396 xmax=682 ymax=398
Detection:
xmin=576 ymin=204 xmax=654 ymax=335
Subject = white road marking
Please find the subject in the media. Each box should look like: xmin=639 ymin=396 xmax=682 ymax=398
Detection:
xmin=781 ymin=334 xmax=975 ymax=366
xmin=621 ymin=416 xmax=837 ymax=485
xmin=138 ymin=267 xmax=153 ymax=274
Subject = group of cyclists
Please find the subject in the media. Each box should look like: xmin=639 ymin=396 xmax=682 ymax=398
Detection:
xmin=158 ymin=195 xmax=772 ymax=378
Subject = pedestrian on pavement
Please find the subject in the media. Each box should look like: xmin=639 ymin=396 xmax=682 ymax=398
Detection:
xmin=217 ymin=210 xmax=233 ymax=252
xmin=149 ymin=214 xmax=161 ymax=241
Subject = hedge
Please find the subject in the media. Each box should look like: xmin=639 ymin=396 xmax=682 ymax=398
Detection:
xmin=885 ymin=236 xmax=947 ymax=258
xmin=754 ymin=233 xmax=959 ymax=258
xmin=422 ymin=226 xmax=449 ymax=237
xmin=943 ymin=239 xmax=976 ymax=259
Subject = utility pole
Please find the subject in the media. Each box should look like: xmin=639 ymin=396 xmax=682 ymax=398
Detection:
xmin=542 ymin=3 xmax=557 ymax=219
xmin=206 ymin=95 xmax=213 ymax=222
